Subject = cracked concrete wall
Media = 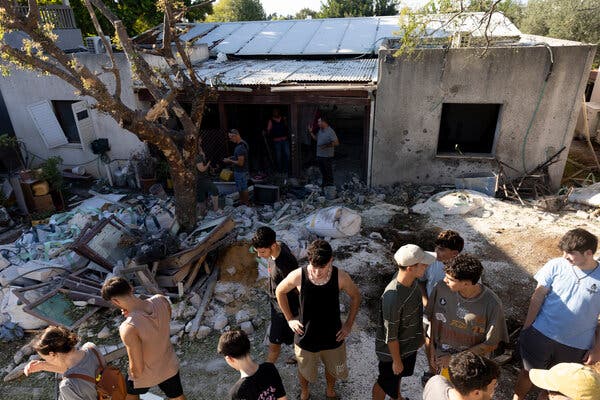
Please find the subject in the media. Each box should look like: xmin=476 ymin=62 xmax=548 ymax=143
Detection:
xmin=372 ymin=44 xmax=596 ymax=189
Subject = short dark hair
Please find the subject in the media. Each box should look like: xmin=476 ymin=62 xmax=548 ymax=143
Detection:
xmin=318 ymin=114 xmax=329 ymax=125
xmin=32 ymin=326 xmax=79 ymax=355
xmin=435 ymin=230 xmax=464 ymax=252
xmin=449 ymin=351 xmax=499 ymax=395
xmin=251 ymin=227 xmax=276 ymax=249
xmin=217 ymin=330 xmax=250 ymax=359
xmin=307 ymin=239 xmax=333 ymax=268
xmin=559 ymin=228 xmax=598 ymax=254
xmin=444 ymin=254 xmax=483 ymax=284
xmin=101 ymin=277 xmax=133 ymax=301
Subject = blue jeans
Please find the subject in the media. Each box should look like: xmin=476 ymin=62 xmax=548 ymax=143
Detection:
xmin=273 ymin=140 xmax=290 ymax=173
xmin=234 ymin=171 xmax=249 ymax=192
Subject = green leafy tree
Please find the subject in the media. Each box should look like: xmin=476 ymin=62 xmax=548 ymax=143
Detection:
xmin=294 ymin=8 xmax=319 ymax=19
xmin=520 ymin=0 xmax=599 ymax=65
xmin=207 ymin=0 xmax=266 ymax=22
xmin=67 ymin=0 xmax=212 ymax=37
xmin=417 ymin=0 xmax=523 ymax=25
xmin=374 ymin=0 xmax=397 ymax=15
xmin=319 ymin=0 xmax=374 ymax=18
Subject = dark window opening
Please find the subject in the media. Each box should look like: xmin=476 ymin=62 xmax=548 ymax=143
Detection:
xmin=437 ymin=103 xmax=501 ymax=156
xmin=51 ymin=100 xmax=80 ymax=143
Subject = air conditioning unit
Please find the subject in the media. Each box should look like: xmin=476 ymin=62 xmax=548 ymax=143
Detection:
xmin=85 ymin=36 xmax=110 ymax=54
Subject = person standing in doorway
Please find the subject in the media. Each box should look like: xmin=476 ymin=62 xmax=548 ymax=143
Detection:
xmin=223 ymin=129 xmax=249 ymax=206
xmin=309 ymin=115 xmax=339 ymax=187
xmin=267 ymin=108 xmax=290 ymax=174
xmin=101 ymin=277 xmax=186 ymax=400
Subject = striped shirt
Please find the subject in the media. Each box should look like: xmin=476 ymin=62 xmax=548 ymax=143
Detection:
xmin=375 ymin=274 xmax=424 ymax=361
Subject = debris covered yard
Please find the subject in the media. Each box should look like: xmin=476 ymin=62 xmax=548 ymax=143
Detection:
xmin=1 ymin=176 xmax=599 ymax=400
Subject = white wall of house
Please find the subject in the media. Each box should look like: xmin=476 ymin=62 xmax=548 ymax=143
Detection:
xmin=0 ymin=53 xmax=145 ymax=178
xmin=372 ymin=38 xmax=597 ymax=189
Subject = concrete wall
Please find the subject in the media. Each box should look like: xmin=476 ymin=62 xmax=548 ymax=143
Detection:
xmin=372 ymin=43 xmax=596 ymax=189
xmin=0 ymin=53 xmax=144 ymax=178
xmin=5 ymin=29 xmax=83 ymax=51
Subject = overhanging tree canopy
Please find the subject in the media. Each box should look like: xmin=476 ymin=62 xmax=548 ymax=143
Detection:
xmin=0 ymin=0 xmax=215 ymax=230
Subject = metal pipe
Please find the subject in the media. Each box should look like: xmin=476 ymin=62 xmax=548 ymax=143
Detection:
xmin=367 ymin=90 xmax=376 ymax=187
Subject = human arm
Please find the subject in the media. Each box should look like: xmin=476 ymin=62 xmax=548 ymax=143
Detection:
xmin=222 ymin=155 xmax=245 ymax=167
xmin=584 ymin=320 xmax=600 ymax=364
xmin=387 ymin=340 xmax=404 ymax=375
xmin=276 ymin=268 xmax=303 ymax=334
xmin=337 ymin=270 xmax=361 ymax=341
xmin=24 ymin=359 xmax=64 ymax=375
xmin=418 ymin=280 xmax=428 ymax=308
xmin=120 ymin=323 xmax=144 ymax=379
xmin=523 ymin=285 xmax=550 ymax=328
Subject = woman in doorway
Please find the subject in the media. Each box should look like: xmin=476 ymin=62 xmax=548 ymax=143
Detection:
xmin=196 ymin=137 xmax=220 ymax=215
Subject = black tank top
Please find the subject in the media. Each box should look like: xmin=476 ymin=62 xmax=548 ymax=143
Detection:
xmin=270 ymin=118 xmax=287 ymax=139
xmin=296 ymin=266 xmax=342 ymax=352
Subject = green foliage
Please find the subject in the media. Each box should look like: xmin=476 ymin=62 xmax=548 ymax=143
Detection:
xmin=319 ymin=0 xmax=374 ymax=18
xmin=417 ymin=0 xmax=524 ymax=25
xmin=68 ymin=0 xmax=213 ymax=37
xmin=520 ymin=0 xmax=599 ymax=66
xmin=36 ymin=156 xmax=64 ymax=190
xmin=0 ymin=134 xmax=18 ymax=148
xmin=206 ymin=0 xmax=266 ymax=22
xmin=294 ymin=8 xmax=319 ymax=19
xmin=374 ymin=0 xmax=398 ymax=15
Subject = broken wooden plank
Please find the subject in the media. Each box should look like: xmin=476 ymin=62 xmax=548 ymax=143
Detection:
xmin=188 ymin=266 xmax=219 ymax=338
xmin=184 ymin=256 xmax=206 ymax=292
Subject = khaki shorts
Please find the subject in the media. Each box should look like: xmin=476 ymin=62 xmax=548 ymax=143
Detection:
xmin=294 ymin=344 xmax=348 ymax=383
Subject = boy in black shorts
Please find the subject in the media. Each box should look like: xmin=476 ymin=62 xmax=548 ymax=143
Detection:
xmin=219 ymin=329 xmax=287 ymax=400
xmin=372 ymin=244 xmax=435 ymax=400
xmin=251 ymin=227 xmax=300 ymax=364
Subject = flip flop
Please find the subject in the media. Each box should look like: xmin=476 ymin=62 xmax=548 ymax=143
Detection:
xmin=325 ymin=395 xmax=340 ymax=400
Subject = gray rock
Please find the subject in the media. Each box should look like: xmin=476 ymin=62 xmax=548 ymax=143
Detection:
xmin=170 ymin=321 xmax=186 ymax=336
xmin=170 ymin=335 xmax=179 ymax=344
xmin=240 ymin=321 xmax=254 ymax=335
xmin=97 ymin=326 xmax=111 ymax=339
xmin=196 ymin=326 xmax=211 ymax=340
xmin=188 ymin=293 xmax=201 ymax=309
xmin=235 ymin=310 xmax=252 ymax=324
xmin=369 ymin=232 xmax=383 ymax=240
xmin=213 ymin=314 xmax=228 ymax=331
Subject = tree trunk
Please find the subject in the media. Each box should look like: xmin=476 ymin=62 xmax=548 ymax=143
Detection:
xmin=170 ymin=165 xmax=197 ymax=232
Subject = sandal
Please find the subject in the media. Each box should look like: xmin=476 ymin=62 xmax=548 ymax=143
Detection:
xmin=325 ymin=395 xmax=340 ymax=400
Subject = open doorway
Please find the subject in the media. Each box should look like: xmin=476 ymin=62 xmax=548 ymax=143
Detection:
xmin=298 ymin=104 xmax=367 ymax=183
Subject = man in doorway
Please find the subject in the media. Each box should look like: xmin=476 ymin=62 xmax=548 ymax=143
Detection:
xmin=101 ymin=277 xmax=185 ymax=400
xmin=266 ymin=108 xmax=290 ymax=174
xmin=309 ymin=115 xmax=339 ymax=187
xmin=423 ymin=351 xmax=500 ymax=400
xmin=223 ymin=129 xmax=249 ymax=206
xmin=513 ymin=228 xmax=600 ymax=400
xmin=251 ymin=227 xmax=299 ymax=365
xmin=276 ymin=239 xmax=361 ymax=400
xmin=426 ymin=254 xmax=509 ymax=376
xmin=372 ymin=244 xmax=435 ymax=400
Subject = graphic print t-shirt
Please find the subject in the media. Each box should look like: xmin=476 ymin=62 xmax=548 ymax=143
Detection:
xmin=230 ymin=363 xmax=286 ymax=400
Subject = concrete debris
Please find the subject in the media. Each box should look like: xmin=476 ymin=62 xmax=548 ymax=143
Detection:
xmin=240 ymin=321 xmax=254 ymax=335
xmin=196 ymin=325 xmax=211 ymax=340
xmin=568 ymin=182 xmax=600 ymax=206
xmin=170 ymin=321 xmax=186 ymax=335
xmin=97 ymin=326 xmax=111 ymax=339
xmin=305 ymin=206 xmax=362 ymax=238
xmin=412 ymin=190 xmax=495 ymax=217
xmin=213 ymin=314 xmax=228 ymax=331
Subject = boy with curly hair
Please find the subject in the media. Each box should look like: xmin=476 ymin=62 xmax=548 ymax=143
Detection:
xmin=426 ymin=254 xmax=508 ymax=376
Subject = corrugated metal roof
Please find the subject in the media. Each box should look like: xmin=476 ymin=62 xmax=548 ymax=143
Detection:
xmin=183 ymin=12 xmax=520 ymax=56
xmin=194 ymin=59 xmax=378 ymax=86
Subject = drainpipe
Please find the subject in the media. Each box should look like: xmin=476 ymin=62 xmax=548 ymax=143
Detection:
xmin=367 ymin=88 xmax=376 ymax=188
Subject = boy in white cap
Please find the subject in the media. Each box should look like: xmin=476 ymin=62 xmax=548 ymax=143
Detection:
xmin=372 ymin=244 xmax=436 ymax=400
xmin=529 ymin=363 xmax=600 ymax=400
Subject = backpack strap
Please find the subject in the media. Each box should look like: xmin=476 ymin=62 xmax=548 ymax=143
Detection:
xmin=88 ymin=346 xmax=105 ymax=369
xmin=64 ymin=373 xmax=96 ymax=384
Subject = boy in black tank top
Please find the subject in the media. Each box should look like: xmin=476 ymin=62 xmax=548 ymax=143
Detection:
xmin=276 ymin=240 xmax=361 ymax=400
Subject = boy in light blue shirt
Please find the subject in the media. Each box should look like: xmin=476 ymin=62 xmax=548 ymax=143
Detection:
xmin=418 ymin=230 xmax=464 ymax=385
xmin=513 ymin=228 xmax=600 ymax=400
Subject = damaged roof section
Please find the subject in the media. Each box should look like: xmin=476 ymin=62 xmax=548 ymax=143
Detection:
xmin=178 ymin=13 xmax=521 ymax=57
xmin=195 ymin=58 xmax=378 ymax=87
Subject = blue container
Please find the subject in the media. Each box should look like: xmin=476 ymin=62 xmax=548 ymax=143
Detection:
xmin=455 ymin=173 xmax=498 ymax=197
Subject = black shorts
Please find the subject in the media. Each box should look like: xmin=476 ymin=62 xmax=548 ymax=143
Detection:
xmin=376 ymin=352 xmax=417 ymax=400
xmin=126 ymin=371 xmax=184 ymax=398
xmin=269 ymin=304 xmax=294 ymax=345
xmin=519 ymin=326 xmax=587 ymax=371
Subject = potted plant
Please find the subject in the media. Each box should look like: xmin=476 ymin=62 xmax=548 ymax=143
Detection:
xmin=36 ymin=156 xmax=65 ymax=210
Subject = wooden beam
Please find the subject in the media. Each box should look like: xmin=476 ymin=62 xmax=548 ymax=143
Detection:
xmin=187 ymin=265 xmax=219 ymax=338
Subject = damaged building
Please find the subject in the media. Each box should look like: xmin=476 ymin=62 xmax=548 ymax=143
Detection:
xmin=0 ymin=10 xmax=596 ymax=189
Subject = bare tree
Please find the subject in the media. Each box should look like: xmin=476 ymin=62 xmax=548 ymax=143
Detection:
xmin=0 ymin=0 xmax=213 ymax=230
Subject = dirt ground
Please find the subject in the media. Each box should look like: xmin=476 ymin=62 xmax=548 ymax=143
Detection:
xmin=2 ymin=194 xmax=600 ymax=400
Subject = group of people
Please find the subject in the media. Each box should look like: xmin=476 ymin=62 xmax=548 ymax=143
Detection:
xmin=23 ymin=227 xmax=600 ymax=400
xmin=195 ymin=112 xmax=340 ymax=213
